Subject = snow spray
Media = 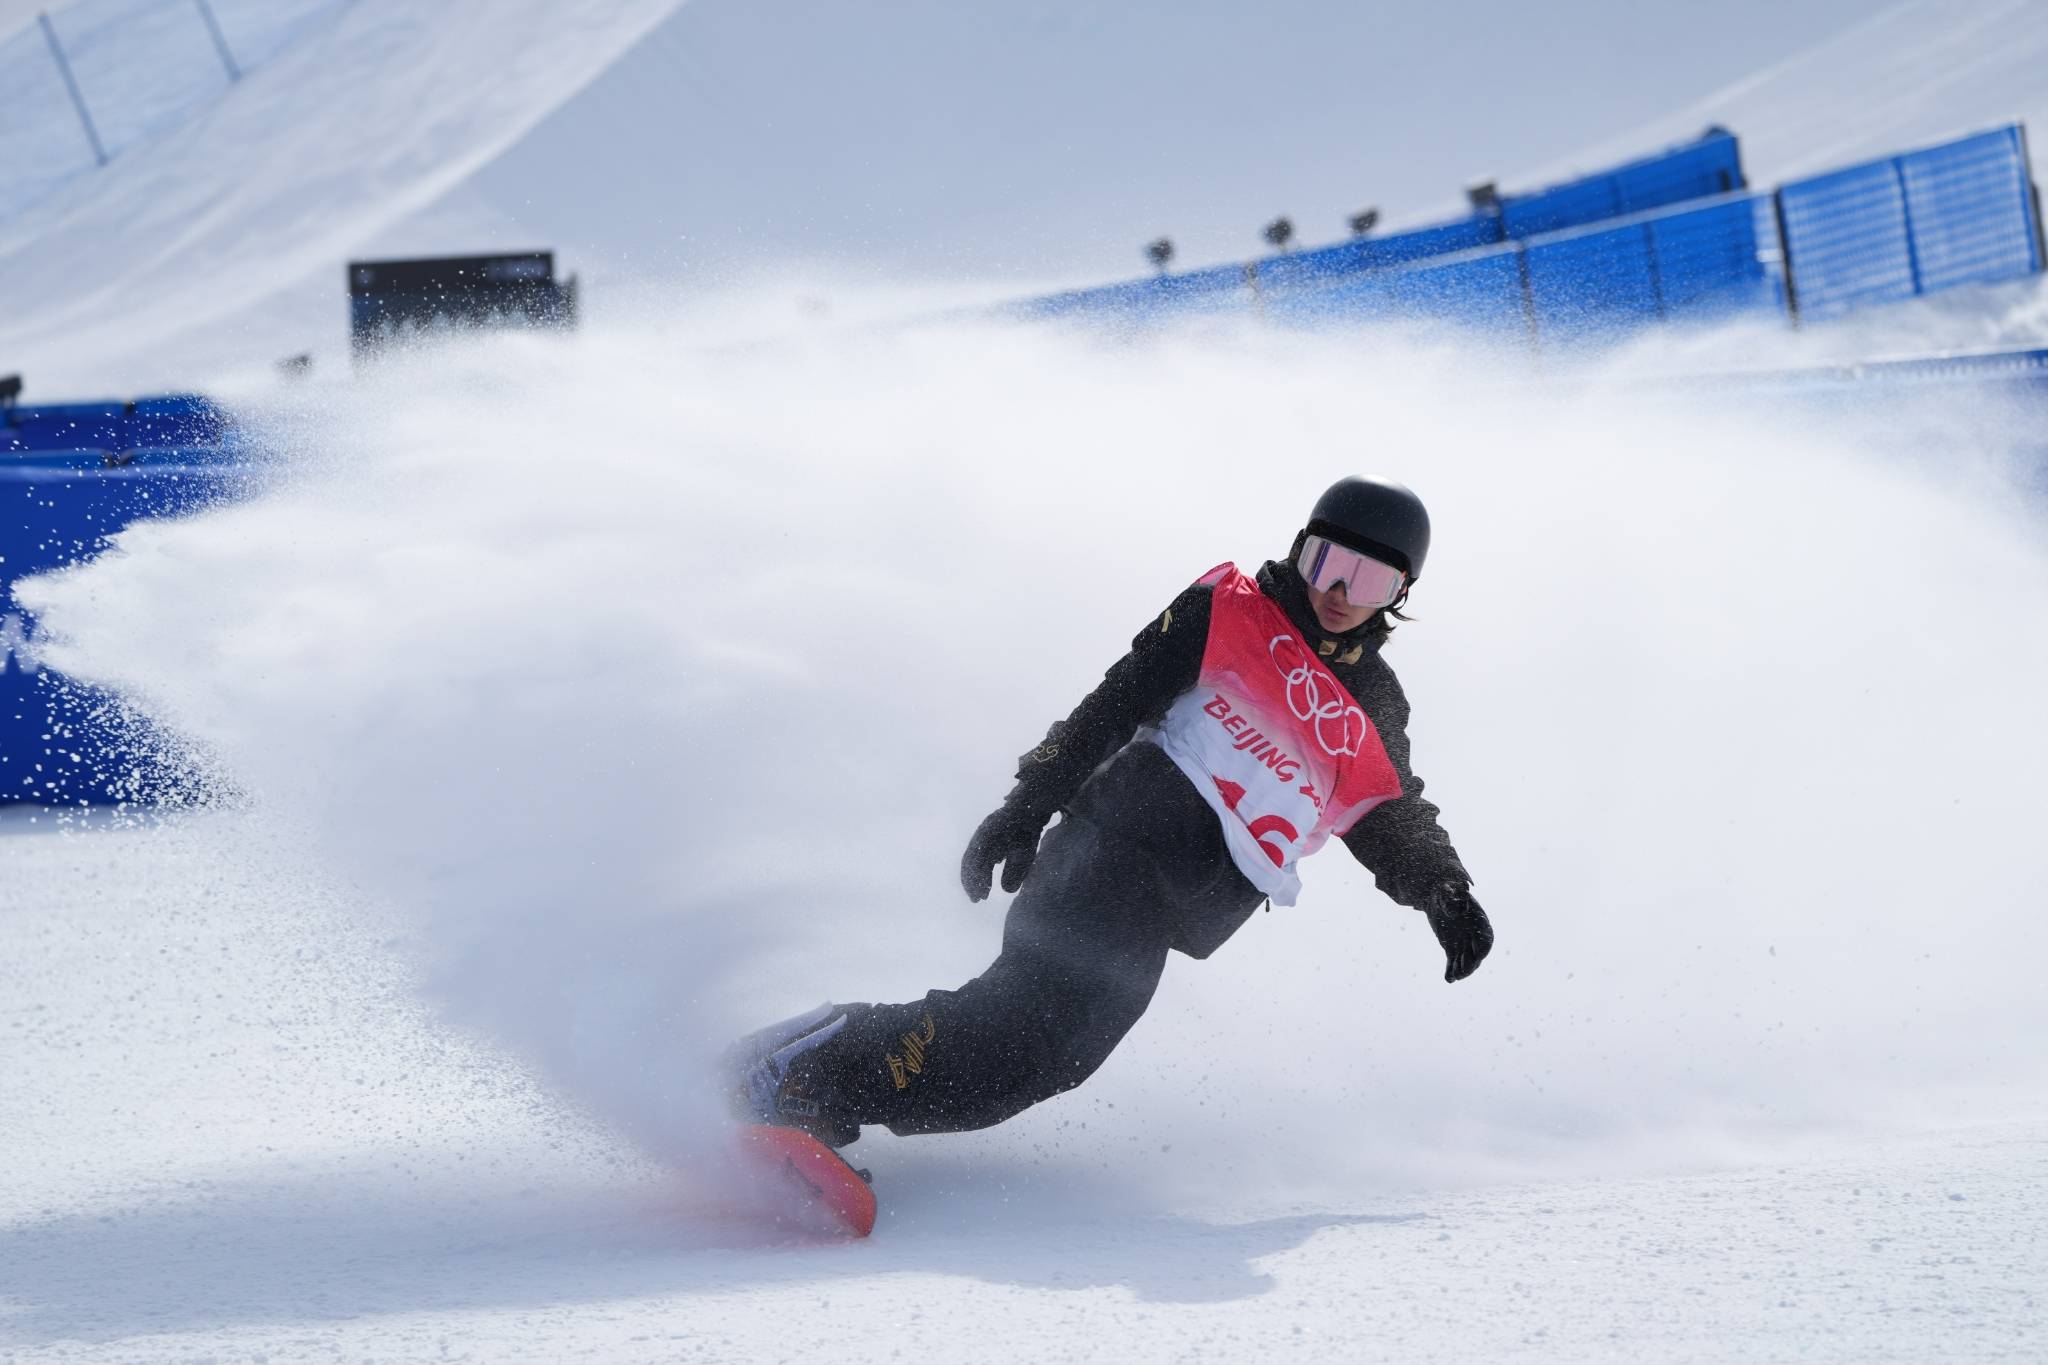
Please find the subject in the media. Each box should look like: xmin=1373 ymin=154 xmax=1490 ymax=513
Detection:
xmin=18 ymin=298 xmax=2048 ymax=1203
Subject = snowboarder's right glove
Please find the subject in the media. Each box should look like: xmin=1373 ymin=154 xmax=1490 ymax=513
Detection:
xmin=960 ymin=796 xmax=1051 ymax=901
xmin=1423 ymin=881 xmax=1493 ymax=983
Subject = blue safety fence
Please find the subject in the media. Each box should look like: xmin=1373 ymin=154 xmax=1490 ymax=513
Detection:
xmin=1521 ymin=192 xmax=1787 ymax=346
xmin=1017 ymin=128 xmax=1744 ymax=321
xmin=1016 ymin=124 xmax=2041 ymax=349
xmin=1265 ymin=244 xmax=1530 ymax=339
xmin=1267 ymin=127 xmax=2036 ymax=342
xmin=1263 ymin=189 xmax=1786 ymax=346
xmin=1500 ymin=127 xmax=1744 ymax=237
xmin=1779 ymin=125 xmax=2043 ymax=320
xmin=1018 ymin=260 xmax=1254 ymax=323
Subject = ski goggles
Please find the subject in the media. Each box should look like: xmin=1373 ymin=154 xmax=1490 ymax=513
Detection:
xmin=1295 ymin=534 xmax=1406 ymax=609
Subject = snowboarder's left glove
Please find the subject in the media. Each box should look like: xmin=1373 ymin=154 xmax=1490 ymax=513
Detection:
xmin=960 ymin=797 xmax=1050 ymax=901
xmin=1423 ymin=881 xmax=1493 ymax=983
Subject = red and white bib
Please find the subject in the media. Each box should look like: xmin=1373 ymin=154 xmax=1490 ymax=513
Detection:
xmin=1149 ymin=563 xmax=1403 ymax=905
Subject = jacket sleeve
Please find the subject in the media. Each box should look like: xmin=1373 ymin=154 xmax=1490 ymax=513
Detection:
xmin=1007 ymin=582 xmax=1211 ymax=815
xmin=1339 ymin=662 xmax=1471 ymax=909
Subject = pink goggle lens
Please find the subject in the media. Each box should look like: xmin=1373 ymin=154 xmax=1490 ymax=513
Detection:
xmin=1296 ymin=535 xmax=1406 ymax=609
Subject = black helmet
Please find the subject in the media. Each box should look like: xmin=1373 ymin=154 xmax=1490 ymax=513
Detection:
xmin=1305 ymin=476 xmax=1431 ymax=581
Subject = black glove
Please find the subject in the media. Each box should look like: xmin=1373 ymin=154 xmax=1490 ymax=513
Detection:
xmin=1422 ymin=881 xmax=1493 ymax=983
xmin=960 ymin=798 xmax=1051 ymax=901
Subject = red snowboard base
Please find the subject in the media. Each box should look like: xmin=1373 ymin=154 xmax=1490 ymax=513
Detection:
xmin=732 ymin=1124 xmax=878 ymax=1238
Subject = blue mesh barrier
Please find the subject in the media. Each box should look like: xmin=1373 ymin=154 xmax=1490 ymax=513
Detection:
xmin=1252 ymin=218 xmax=1504 ymax=291
xmin=1031 ymin=130 xmax=1741 ymax=322
xmin=1017 ymin=261 xmax=1250 ymax=322
xmin=1523 ymin=221 xmax=1664 ymax=347
xmin=1006 ymin=124 xmax=2039 ymax=345
xmin=1781 ymin=125 xmax=2041 ymax=320
xmin=1523 ymin=193 xmax=1785 ymax=346
xmin=1268 ymin=246 xmax=1530 ymax=339
xmin=1502 ymin=128 xmax=1743 ymax=238
xmin=1648 ymin=194 xmax=1786 ymax=319
xmin=1776 ymin=160 xmax=1916 ymax=319
xmin=1898 ymin=127 xmax=2041 ymax=293
xmin=1376 ymin=252 xmax=1530 ymax=335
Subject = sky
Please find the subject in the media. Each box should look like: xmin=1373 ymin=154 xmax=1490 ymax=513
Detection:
xmin=458 ymin=0 xmax=1893 ymax=288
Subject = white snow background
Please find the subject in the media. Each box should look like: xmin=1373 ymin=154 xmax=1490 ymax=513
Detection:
xmin=3 ymin=1 xmax=2047 ymax=1361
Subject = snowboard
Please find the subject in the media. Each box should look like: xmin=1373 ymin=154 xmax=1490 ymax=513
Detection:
xmin=732 ymin=1124 xmax=878 ymax=1238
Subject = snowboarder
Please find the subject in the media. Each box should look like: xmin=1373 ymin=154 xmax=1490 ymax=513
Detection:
xmin=729 ymin=475 xmax=1492 ymax=1149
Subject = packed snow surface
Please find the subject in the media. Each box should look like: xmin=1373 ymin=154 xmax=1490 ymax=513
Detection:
xmin=5 ymin=810 xmax=2044 ymax=1362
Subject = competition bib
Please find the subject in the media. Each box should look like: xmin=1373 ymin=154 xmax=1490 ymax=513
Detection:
xmin=1150 ymin=564 xmax=1402 ymax=905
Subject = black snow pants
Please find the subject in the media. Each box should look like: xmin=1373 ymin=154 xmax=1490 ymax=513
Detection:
xmin=820 ymin=740 xmax=1265 ymax=1136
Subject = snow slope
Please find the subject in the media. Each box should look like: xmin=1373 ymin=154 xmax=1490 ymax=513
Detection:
xmin=9 ymin=0 xmax=2047 ymax=396
xmin=1553 ymin=0 xmax=2048 ymax=189
xmin=5 ymin=815 xmax=2041 ymax=1362
xmin=1561 ymin=0 xmax=2048 ymax=373
xmin=0 ymin=0 xmax=683 ymax=395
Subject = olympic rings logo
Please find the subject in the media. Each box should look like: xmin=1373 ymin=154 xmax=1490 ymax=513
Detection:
xmin=1269 ymin=634 xmax=1366 ymax=757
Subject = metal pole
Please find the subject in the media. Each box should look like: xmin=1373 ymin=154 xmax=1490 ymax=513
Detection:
xmin=1771 ymin=188 xmax=1801 ymax=326
xmin=1512 ymin=243 xmax=1540 ymax=354
xmin=1641 ymin=223 xmax=1667 ymax=319
xmin=38 ymin=10 xmax=106 ymax=168
xmin=2014 ymin=122 xmax=2045 ymax=274
xmin=1894 ymin=157 xmax=1924 ymax=296
xmin=192 ymin=0 xmax=240 ymax=82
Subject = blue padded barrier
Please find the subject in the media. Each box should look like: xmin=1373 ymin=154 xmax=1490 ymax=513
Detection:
xmin=12 ymin=401 xmax=128 ymax=422
xmin=128 ymin=393 xmax=226 ymax=447
xmin=9 ymin=417 xmax=123 ymax=450
xmin=1 ymin=447 xmax=244 ymax=804
xmin=6 ymin=402 xmax=128 ymax=451
xmin=1 ymin=393 xmax=229 ymax=454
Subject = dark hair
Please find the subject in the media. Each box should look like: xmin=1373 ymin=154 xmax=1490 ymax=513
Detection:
xmin=1364 ymin=600 xmax=1412 ymax=646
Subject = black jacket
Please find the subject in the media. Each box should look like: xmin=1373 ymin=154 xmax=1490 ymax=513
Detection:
xmin=1008 ymin=558 xmax=1470 ymax=912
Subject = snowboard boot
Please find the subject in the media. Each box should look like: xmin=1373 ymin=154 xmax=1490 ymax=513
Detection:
xmin=724 ymin=1002 xmax=863 ymax=1149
